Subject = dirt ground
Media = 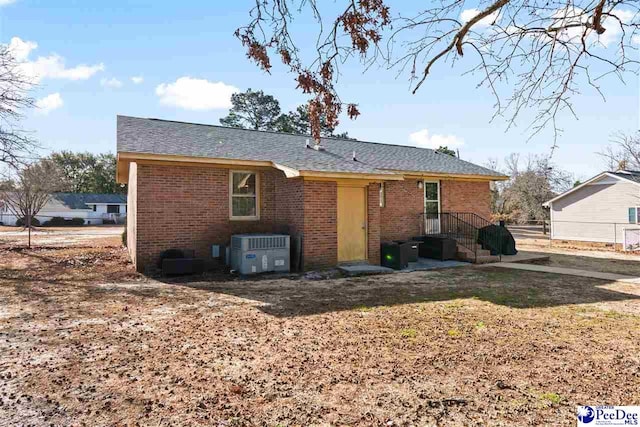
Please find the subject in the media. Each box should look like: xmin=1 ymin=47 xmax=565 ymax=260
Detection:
xmin=1 ymin=243 xmax=639 ymax=426
xmin=510 ymin=225 xmax=640 ymax=275
xmin=522 ymin=252 xmax=640 ymax=276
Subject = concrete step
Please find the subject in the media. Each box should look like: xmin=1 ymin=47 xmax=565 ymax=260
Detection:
xmin=474 ymin=255 xmax=501 ymax=264
xmin=456 ymin=247 xmax=491 ymax=257
xmin=456 ymin=250 xmax=500 ymax=264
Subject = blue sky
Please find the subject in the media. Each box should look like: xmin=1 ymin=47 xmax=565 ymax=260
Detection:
xmin=2 ymin=0 xmax=639 ymax=180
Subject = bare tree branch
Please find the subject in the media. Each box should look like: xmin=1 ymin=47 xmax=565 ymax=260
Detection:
xmin=235 ymin=0 xmax=640 ymax=143
xmin=0 ymin=44 xmax=38 ymax=169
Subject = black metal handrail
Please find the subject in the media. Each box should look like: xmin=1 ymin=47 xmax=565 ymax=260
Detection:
xmin=418 ymin=211 xmax=504 ymax=261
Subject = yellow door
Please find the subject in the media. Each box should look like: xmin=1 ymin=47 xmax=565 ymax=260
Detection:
xmin=337 ymin=186 xmax=367 ymax=262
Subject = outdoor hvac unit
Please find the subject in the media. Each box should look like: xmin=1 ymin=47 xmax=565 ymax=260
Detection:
xmin=230 ymin=234 xmax=290 ymax=275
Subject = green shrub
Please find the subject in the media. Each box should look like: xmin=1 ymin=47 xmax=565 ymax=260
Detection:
xmin=70 ymin=217 xmax=84 ymax=226
xmin=122 ymin=228 xmax=127 ymax=247
xmin=43 ymin=216 xmax=65 ymax=226
xmin=16 ymin=217 xmax=41 ymax=227
xmin=42 ymin=217 xmax=84 ymax=226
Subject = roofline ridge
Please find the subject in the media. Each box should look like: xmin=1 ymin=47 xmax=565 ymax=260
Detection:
xmin=118 ymin=115 xmax=442 ymax=152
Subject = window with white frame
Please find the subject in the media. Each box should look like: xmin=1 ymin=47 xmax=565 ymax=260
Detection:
xmin=230 ymin=171 xmax=259 ymax=219
xmin=629 ymin=207 xmax=640 ymax=224
xmin=379 ymin=182 xmax=385 ymax=208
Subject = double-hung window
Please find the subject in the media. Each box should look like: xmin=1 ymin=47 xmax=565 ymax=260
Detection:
xmin=629 ymin=207 xmax=640 ymax=224
xmin=230 ymin=171 xmax=259 ymax=220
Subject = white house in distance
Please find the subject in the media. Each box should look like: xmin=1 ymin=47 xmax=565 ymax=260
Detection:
xmin=543 ymin=170 xmax=640 ymax=251
xmin=0 ymin=193 xmax=127 ymax=226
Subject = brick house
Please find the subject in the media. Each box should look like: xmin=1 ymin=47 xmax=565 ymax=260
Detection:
xmin=117 ymin=116 xmax=507 ymax=272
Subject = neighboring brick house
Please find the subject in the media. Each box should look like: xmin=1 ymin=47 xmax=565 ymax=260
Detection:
xmin=117 ymin=116 xmax=506 ymax=272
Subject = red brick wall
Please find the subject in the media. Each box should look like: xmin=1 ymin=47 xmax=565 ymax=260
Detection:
xmin=380 ymin=179 xmax=423 ymax=241
xmin=131 ymin=163 xmax=338 ymax=272
xmin=380 ymin=178 xmax=493 ymax=242
xmin=367 ymin=184 xmax=381 ymax=265
xmin=274 ymin=173 xmax=304 ymax=236
xmin=302 ymin=180 xmax=337 ymax=270
xmin=135 ymin=164 xmax=282 ymax=272
xmin=129 ymin=162 xmax=492 ymax=273
xmin=440 ymin=180 xmax=491 ymax=219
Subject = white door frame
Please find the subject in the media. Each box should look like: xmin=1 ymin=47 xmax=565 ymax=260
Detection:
xmin=424 ymin=180 xmax=441 ymax=234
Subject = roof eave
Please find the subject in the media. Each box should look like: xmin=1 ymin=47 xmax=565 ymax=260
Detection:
xmin=116 ymin=151 xmax=405 ymax=182
xmin=384 ymin=169 xmax=509 ymax=181
xmin=298 ymin=170 xmax=403 ymax=181
xmin=116 ymin=152 xmax=277 ymax=184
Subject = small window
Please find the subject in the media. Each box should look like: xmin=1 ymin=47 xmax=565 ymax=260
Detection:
xmin=107 ymin=205 xmax=120 ymax=214
xmin=630 ymin=207 xmax=639 ymax=224
xmin=230 ymin=171 xmax=259 ymax=220
xmin=379 ymin=183 xmax=385 ymax=208
xmin=92 ymin=205 xmax=97 ymax=212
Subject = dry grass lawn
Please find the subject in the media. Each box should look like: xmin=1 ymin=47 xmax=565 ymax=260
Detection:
xmin=1 ymin=244 xmax=639 ymax=426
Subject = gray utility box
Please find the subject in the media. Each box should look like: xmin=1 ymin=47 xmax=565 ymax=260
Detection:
xmin=230 ymin=234 xmax=290 ymax=275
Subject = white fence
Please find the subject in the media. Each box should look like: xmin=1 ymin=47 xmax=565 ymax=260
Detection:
xmin=507 ymin=220 xmax=640 ymax=252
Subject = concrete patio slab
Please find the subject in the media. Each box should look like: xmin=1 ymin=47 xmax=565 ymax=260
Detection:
xmin=500 ymin=251 xmax=550 ymax=263
xmin=404 ymin=258 xmax=469 ymax=271
xmin=339 ymin=258 xmax=469 ymax=276
xmin=338 ymin=264 xmax=395 ymax=276
xmin=482 ymin=262 xmax=640 ymax=284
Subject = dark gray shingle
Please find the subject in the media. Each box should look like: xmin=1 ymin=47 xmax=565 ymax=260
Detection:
xmin=52 ymin=193 xmax=127 ymax=210
xmin=610 ymin=170 xmax=640 ymax=184
xmin=117 ymin=116 xmax=504 ymax=178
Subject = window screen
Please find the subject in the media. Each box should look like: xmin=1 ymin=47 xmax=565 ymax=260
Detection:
xmin=231 ymin=172 xmax=258 ymax=218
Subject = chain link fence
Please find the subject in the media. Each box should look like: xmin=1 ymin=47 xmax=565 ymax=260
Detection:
xmin=506 ymin=220 xmax=640 ymax=252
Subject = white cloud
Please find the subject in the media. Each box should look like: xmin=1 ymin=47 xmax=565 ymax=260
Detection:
xmin=614 ymin=9 xmax=636 ymax=24
xmin=596 ymin=9 xmax=636 ymax=47
xmin=0 ymin=0 xmax=17 ymax=6
xmin=460 ymin=8 xmax=499 ymax=27
xmin=35 ymin=93 xmax=63 ymax=115
xmin=408 ymin=128 xmax=464 ymax=150
xmin=7 ymin=37 xmax=36 ymax=62
xmin=7 ymin=36 xmax=104 ymax=84
xmin=131 ymin=76 xmax=144 ymax=84
xmin=632 ymin=35 xmax=640 ymax=45
xmin=100 ymin=77 xmax=123 ymax=88
xmin=549 ymin=7 xmax=636 ymax=48
xmin=155 ymin=77 xmax=238 ymax=111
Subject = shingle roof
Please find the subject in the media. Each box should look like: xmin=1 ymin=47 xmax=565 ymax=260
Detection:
xmin=48 ymin=193 xmax=127 ymax=211
xmin=610 ymin=170 xmax=640 ymax=184
xmin=117 ymin=115 xmax=505 ymax=178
